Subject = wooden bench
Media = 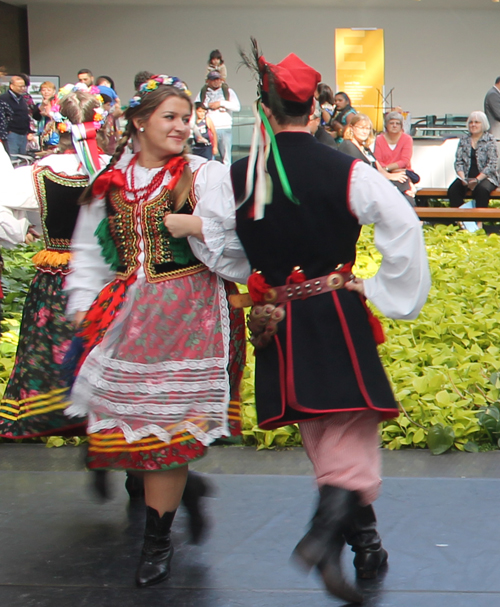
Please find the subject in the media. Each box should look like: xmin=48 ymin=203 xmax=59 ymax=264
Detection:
xmin=414 ymin=187 xmax=500 ymax=221
xmin=414 ymin=207 xmax=500 ymax=221
xmin=415 ymin=187 xmax=500 ymax=204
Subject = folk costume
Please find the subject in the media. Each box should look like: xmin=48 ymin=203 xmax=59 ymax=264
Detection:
xmin=217 ymin=46 xmax=430 ymax=602
xmin=64 ymin=150 xmax=248 ymax=471
xmin=0 ymin=87 xmax=109 ymax=437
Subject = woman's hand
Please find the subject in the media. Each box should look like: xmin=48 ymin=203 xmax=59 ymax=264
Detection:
xmin=40 ymin=102 xmax=51 ymax=117
xmin=25 ymin=226 xmax=40 ymax=244
xmin=388 ymin=170 xmax=408 ymax=183
xmin=73 ymin=310 xmax=87 ymax=327
xmin=164 ymin=213 xmax=204 ymax=241
xmin=345 ymin=276 xmax=365 ymax=296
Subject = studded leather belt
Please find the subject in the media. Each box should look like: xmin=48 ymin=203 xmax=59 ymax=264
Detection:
xmin=229 ymin=266 xmax=354 ymax=309
xmin=261 ymin=270 xmax=354 ymax=305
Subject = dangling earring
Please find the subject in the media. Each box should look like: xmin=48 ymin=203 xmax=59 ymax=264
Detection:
xmin=139 ymin=127 xmax=145 ymax=133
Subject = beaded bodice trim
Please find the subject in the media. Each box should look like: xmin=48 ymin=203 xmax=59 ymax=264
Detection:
xmin=105 ymin=180 xmax=204 ymax=283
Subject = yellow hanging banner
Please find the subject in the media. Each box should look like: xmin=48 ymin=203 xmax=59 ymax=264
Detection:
xmin=335 ymin=29 xmax=385 ymax=132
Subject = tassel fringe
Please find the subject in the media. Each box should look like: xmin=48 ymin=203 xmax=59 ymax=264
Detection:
xmin=32 ymin=249 xmax=71 ymax=268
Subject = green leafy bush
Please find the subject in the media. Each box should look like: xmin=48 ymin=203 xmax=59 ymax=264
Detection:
xmin=4 ymin=225 xmax=500 ymax=454
xmin=1 ymin=243 xmax=41 ymax=389
xmin=240 ymin=224 xmax=500 ymax=452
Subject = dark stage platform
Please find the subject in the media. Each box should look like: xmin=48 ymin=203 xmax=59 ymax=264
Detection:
xmin=1 ymin=445 xmax=500 ymax=607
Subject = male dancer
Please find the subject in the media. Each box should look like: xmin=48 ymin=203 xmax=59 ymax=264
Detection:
xmin=230 ymin=47 xmax=430 ymax=603
xmin=167 ymin=45 xmax=430 ymax=604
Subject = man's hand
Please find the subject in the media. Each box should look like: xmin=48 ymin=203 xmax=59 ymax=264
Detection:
xmin=208 ymin=101 xmax=221 ymax=110
xmin=345 ymin=276 xmax=365 ymax=296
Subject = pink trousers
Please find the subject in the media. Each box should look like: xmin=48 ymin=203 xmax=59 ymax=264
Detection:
xmin=299 ymin=410 xmax=382 ymax=506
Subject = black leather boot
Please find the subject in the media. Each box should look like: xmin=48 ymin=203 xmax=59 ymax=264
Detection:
xmin=344 ymin=504 xmax=388 ymax=579
xmin=292 ymin=486 xmax=364 ymax=604
xmin=181 ymin=471 xmax=214 ymax=544
xmin=92 ymin=470 xmax=111 ymax=501
xmin=135 ymin=507 xmax=175 ymax=588
xmin=125 ymin=471 xmax=145 ymax=500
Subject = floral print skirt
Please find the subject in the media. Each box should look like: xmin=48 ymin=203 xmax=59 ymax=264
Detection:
xmin=67 ymin=274 xmax=246 ymax=471
xmin=0 ymin=269 xmax=86 ymax=438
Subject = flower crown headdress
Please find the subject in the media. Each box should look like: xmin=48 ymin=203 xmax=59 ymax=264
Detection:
xmin=129 ymin=75 xmax=190 ymax=108
xmin=49 ymin=83 xmax=107 ymax=177
xmin=50 ymin=83 xmax=107 ymax=134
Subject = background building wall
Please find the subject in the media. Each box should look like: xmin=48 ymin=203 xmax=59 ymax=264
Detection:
xmin=27 ymin=4 xmax=500 ymax=119
xmin=0 ymin=0 xmax=30 ymax=74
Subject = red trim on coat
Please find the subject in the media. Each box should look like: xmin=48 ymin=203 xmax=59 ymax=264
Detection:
xmin=285 ymin=300 xmax=300 ymax=407
xmin=259 ymin=409 xmax=386 ymax=431
xmin=259 ymin=333 xmax=288 ymax=428
xmin=346 ymin=159 xmax=361 ymax=219
xmin=331 ymin=290 xmax=396 ymax=413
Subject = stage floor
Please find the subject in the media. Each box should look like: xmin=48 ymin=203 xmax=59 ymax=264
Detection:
xmin=1 ymin=445 xmax=499 ymax=607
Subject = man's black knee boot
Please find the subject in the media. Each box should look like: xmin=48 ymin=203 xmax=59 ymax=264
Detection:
xmin=344 ymin=504 xmax=388 ymax=579
xmin=292 ymin=485 xmax=364 ymax=604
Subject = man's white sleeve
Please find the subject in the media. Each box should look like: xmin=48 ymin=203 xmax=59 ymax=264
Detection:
xmin=349 ymin=161 xmax=431 ymax=320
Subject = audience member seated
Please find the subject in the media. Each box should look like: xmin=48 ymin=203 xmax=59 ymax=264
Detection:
xmin=447 ymin=110 xmax=498 ymax=209
xmin=339 ymin=114 xmax=415 ymax=205
xmin=309 ymin=102 xmax=336 ymax=148
xmin=375 ymin=111 xmax=419 ymax=185
xmin=329 ymin=92 xmax=356 ymax=143
xmin=315 ymin=83 xmax=335 ymax=129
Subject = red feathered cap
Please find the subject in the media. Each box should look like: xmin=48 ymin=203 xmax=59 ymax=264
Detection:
xmin=258 ymin=53 xmax=321 ymax=103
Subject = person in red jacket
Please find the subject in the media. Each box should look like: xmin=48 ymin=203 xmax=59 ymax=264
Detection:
xmin=374 ymin=111 xmax=415 ymax=175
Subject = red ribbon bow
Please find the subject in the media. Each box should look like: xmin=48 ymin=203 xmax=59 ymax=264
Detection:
xmin=92 ymin=167 xmax=126 ymax=198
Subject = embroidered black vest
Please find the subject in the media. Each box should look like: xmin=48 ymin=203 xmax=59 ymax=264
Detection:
xmin=104 ymin=179 xmax=205 ymax=283
xmin=32 ymin=165 xmax=88 ymax=272
xmin=232 ymin=132 xmax=398 ymax=428
xmin=33 ymin=165 xmax=88 ymax=253
xmin=233 ymin=132 xmax=360 ymax=285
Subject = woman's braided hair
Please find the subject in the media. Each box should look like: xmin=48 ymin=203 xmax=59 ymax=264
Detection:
xmin=79 ymin=84 xmax=193 ymax=204
xmin=58 ymin=90 xmax=107 ymax=153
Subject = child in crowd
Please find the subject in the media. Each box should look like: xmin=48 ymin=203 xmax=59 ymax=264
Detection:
xmin=191 ymin=102 xmax=218 ymax=161
xmin=206 ymin=50 xmax=230 ymax=101
xmin=206 ymin=49 xmax=227 ymax=81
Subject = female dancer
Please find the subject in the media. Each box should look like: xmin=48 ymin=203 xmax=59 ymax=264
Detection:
xmin=64 ymin=75 xmax=248 ymax=587
xmin=0 ymin=85 xmax=108 ymax=437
